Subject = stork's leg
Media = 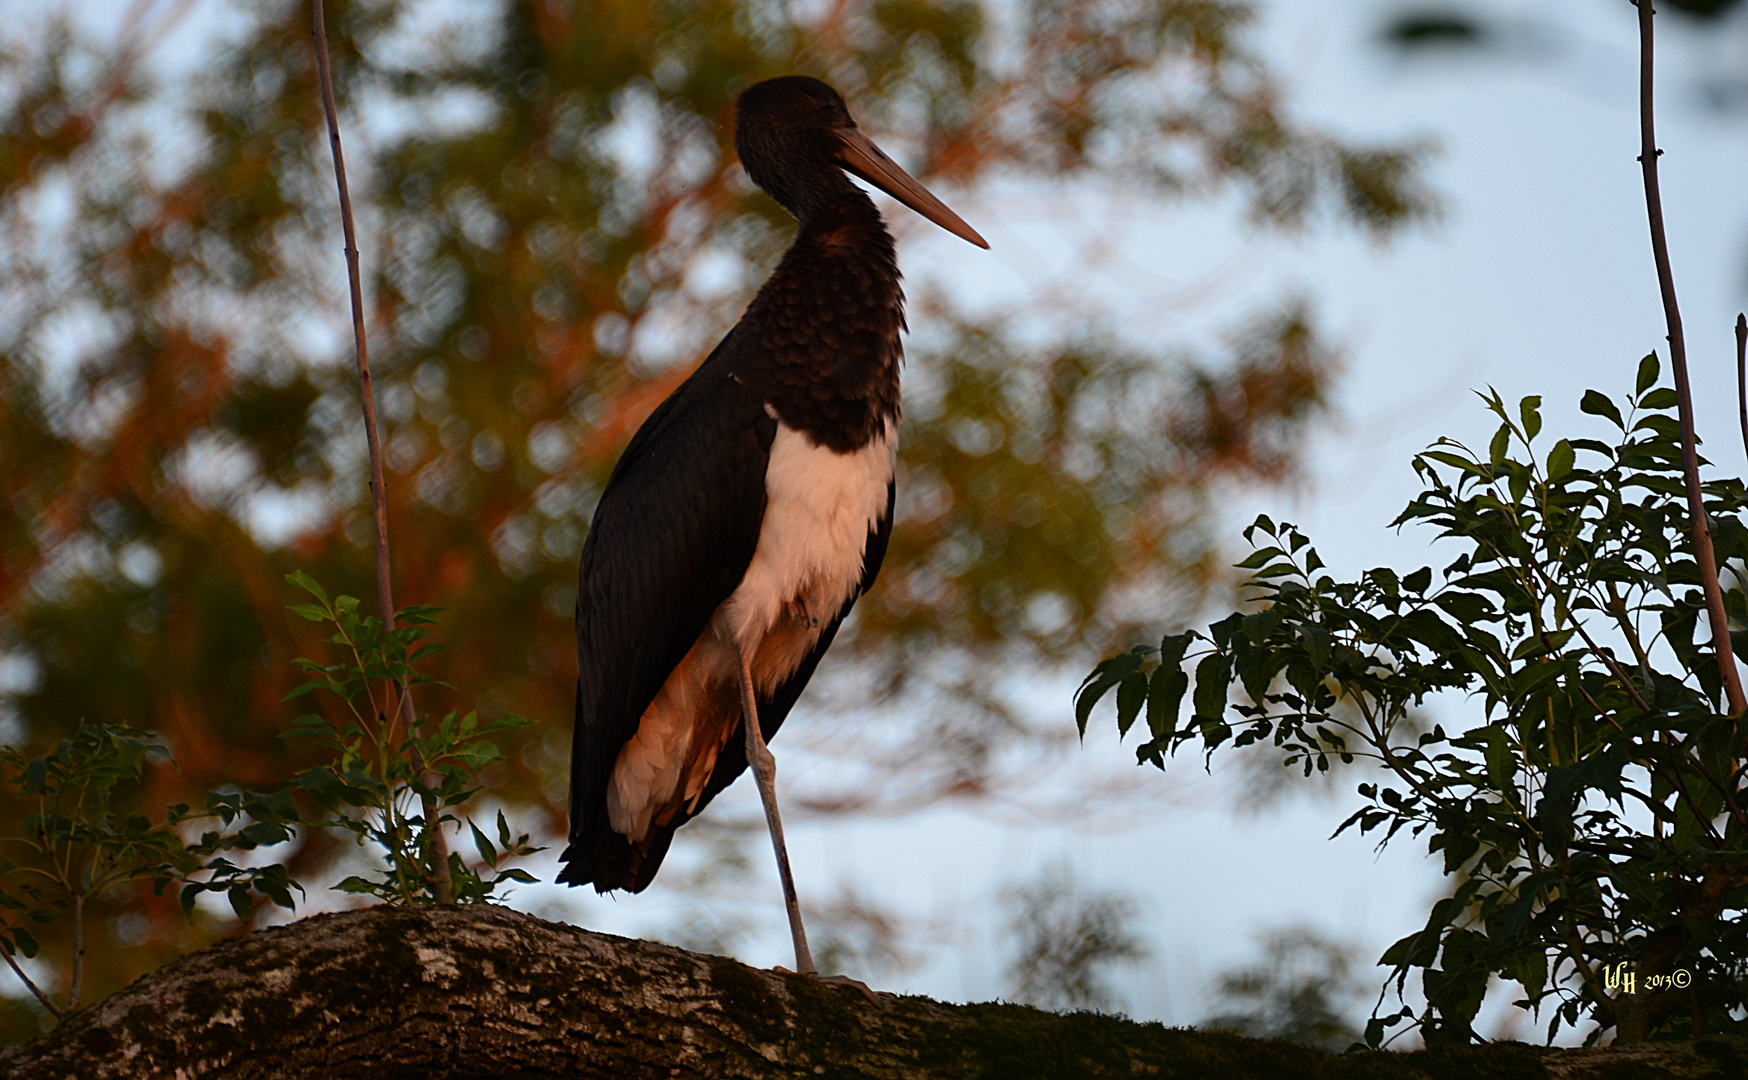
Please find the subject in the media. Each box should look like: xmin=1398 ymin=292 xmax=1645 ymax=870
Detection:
xmin=735 ymin=643 xmax=817 ymax=975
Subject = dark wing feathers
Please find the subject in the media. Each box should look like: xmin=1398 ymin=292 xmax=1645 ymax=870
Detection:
xmin=558 ymin=344 xmax=776 ymax=888
xmin=560 ymin=303 xmax=899 ymax=892
xmin=607 ymin=476 xmax=897 ymax=892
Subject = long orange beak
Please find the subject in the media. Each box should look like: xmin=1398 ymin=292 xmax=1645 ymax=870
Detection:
xmin=835 ymin=128 xmax=989 ymax=250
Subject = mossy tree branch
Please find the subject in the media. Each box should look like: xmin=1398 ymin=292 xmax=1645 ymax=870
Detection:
xmin=0 ymin=906 xmax=1743 ymax=1078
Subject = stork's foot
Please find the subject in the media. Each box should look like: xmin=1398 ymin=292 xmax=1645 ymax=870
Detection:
xmin=771 ymin=965 xmax=886 ymax=1008
xmin=812 ymin=972 xmax=887 ymax=1009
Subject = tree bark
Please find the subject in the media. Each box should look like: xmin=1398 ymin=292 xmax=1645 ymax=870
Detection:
xmin=0 ymin=905 xmax=1742 ymax=1079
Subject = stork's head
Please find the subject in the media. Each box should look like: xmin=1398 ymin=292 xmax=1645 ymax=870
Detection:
xmin=734 ymin=76 xmax=988 ymax=249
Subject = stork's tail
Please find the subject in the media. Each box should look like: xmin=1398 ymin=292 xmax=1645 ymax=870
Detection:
xmin=558 ymin=677 xmax=668 ymax=892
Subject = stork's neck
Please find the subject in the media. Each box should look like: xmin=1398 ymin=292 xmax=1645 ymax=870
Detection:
xmin=734 ymin=190 xmax=905 ymax=453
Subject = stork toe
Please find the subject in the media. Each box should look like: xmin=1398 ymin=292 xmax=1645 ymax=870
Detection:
xmin=812 ymin=972 xmax=888 ymax=1009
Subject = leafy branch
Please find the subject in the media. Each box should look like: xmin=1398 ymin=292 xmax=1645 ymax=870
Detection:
xmin=282 ymin=573 xmax=540 ymax=905
xmin=0 ymin=726 xmax=300 ymax=1017
xmin=1082 ymin=368 xmax=1748 ymax=1045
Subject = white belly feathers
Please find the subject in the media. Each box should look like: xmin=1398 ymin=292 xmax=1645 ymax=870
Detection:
xmin=719 ymin=419 xmax=895 ymax=651
xmin=606 ymin=419 xmax=895 ymax=842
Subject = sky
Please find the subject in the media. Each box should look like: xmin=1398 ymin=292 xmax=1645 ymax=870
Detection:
xmin=12 ymin=0 xmax=1748 ymax=1045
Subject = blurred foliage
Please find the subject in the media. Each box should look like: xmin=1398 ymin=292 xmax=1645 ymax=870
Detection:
xmin=1650 ymin=0 xmax=1741 ymax=18
xmin=809 ymin=882 xmax=918 ymax=980
xmin=281 ymin=572 xmax=540 ymax=904
xmin=1083 ymin=365 xmax=1748 ymax=1045
xmin=0 ymin=724 xmax=298 ymax=1023
xmin=1202 ymin=925 xmax=1365 ymax=1051
xmin=1378 ymin=11 xmax=1488 ymax=53
xmin=0 ymin=0 xmax=1432 ymax=1029
xmin=1002 ymin=863 xmax=1145 ymax=1012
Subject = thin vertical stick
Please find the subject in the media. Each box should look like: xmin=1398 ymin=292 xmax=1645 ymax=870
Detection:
xmin=1635 ymin=0 xmax=1747 ymax=717
xmin=68 ymin=895 xmax=82 ymax=1010
xmin=1737 ymin=313 xmax=1747 ymax=465
xmin=311 ymin=0 xmax=453 ymax=901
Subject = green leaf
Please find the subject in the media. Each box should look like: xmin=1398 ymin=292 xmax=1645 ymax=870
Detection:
xmin=1372 ymin=566 xmax=1400 ymax=597
xmin=1114 ymin=672 xmax=1148 ymax=737
xmin=1519 ymin=395 xmax=1542 ymax=441
xmin=1636 ymin=352 xmax=1660 ymax=395
xmin=1192 ymin=653 xmax=1230 ymax=721
xmin=1483 ymin=726 xmax=1516 ymax=795
xmin=470 ymin=820 xmax=499 ymax=865
xmin=1508 ymin=464 xmax=1529 ymax=506
xmin=285 ymin=571 xmax=330 ymax=606
xmin=257 ymin=875 xmax=298 ymax=912
xmin=280 ymin=679 xmax=338 ymax=702
xmin=1638 ymin=387 xmax=1679 ymax=411
xmin=1075 ymin=651 xmax=1145 ymax=736
xmin=227 ymin=821 xmax=284 ymax=849
xmin=1632 ymin=413 xmax=1680 ymax=436
xmin=1146 ymin=667 xmax=1188 ymax=741
xmin=245 ymin=789 xmax=300 ymax=823
xmin=287 ymin=603 xmax=330 ymax=623
xmin=1488 ymin=424 xmax=1510 ymax=471
xmin=11 ymin=927 xmax=38 ymax=958
xmin=1579 ymin=389 xmax=1624 ymax=429
xmin=227 ymin=885 xmax=255 ymax=922
xmin=1300 ymin=624 xmax=1333 ymax=670
xmin=1235 ymin=546 xmax=1285 ymax=570
xmin=1546 ymin=439 xmax=1574 ymax=480
xmin=1423 ymin=450 xmax=1482 ymax=475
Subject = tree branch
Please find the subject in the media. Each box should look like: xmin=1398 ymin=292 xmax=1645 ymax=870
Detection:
xmin=1634 ymin=0 xmax=1747 ymax=716
xmin=0 ymin=946 xmax=60 ymax=1018
xmin=0 ymin=905 xmax=1740 ymax=1078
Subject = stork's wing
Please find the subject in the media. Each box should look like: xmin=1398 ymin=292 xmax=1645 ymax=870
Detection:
xmin=605 ymin=476 xmax=897 ymax=892
xmin=558 ymin=342 xmax=776 ymax=887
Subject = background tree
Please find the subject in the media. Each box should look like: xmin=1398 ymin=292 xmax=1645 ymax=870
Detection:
xmin=1001 ymin=862 xmax=1146 ymax=1013
xmin=1202 ymin=925 xmax=1367 ymax=1051
xmin=0 ymin=0 xmax=1432 ymax=1038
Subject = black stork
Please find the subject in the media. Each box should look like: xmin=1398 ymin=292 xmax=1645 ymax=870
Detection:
xmin=558 ymin=76 xmax=987 ymax=979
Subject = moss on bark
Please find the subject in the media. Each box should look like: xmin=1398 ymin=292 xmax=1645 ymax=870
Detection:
xmin=0 ymin=905 xmax=1740 ymax=1078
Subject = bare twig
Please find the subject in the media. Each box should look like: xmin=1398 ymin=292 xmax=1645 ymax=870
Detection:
xmin=1 ymin=945 xmax=61 ymax=1017
xmin=1738 ymin=313 xmax=1747 ymax=465
xmin=68 ymin=894 xmax=82 ymax=1010
xmin=311 ymin=0 xmax=453 ymax=903
xmin=1634 ymin=0 xmax=1747 ymax=716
